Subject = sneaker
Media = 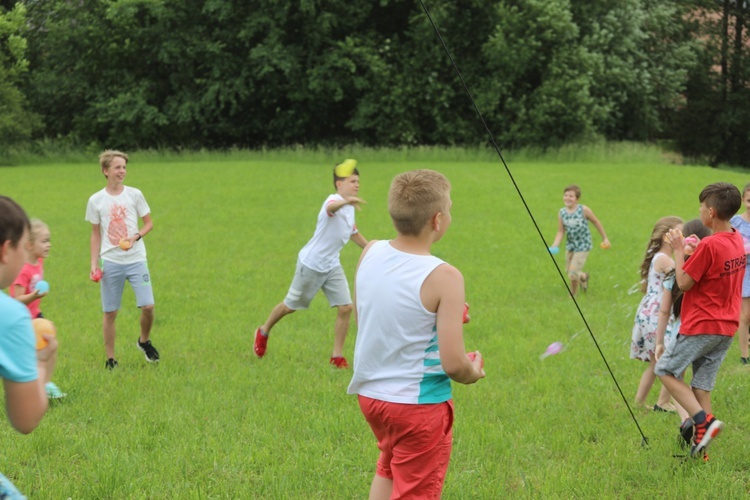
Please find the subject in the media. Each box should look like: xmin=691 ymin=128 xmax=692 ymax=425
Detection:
xmin=254 ymin=328 xmax=268 ymax=358
xmin=742 ymin=357 xmax=749 ymax=365
xmin=45 ymin=382 xmax=66 ymax=399
xmin=330 ymin=356 xmax=349 ymax=369
xmin=679 ymin=418 xmax=694 ymax=449
xmin=137 ymin=339 xmax=160 ymax=362
xmin=105 ymin=358 xmax=118 ymax=370
xmin=580 ymin=273 xmax=589 ymax=292
xmin=690 ymin=414 xmax=723 ymax=458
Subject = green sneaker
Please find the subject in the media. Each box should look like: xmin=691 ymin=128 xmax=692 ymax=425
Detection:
xmin=45 ymin=381 xmax=66 ymax=399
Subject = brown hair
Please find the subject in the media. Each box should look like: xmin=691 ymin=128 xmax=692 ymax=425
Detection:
xmin=0 ymin=196 xmax=30 ymax=247
xmin=639 ymin=216 xmax=683 ymax=293
xmin=388 ymin=170 xmax=451 ymax=236
xmin=698 ymin=182 xmax=741 ymax=220
xmin=563 ymin=184 xmax=581 ymax=199
xmin=99 ymin=150 xmax=129 ymax=171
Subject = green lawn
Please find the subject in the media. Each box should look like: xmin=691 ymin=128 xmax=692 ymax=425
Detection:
xmin=1 ymin=148 xmax=749 ymax=498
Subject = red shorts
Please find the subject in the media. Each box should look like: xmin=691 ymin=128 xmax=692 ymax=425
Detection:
xmin=358 ymin=395 xmax=454 ymax=499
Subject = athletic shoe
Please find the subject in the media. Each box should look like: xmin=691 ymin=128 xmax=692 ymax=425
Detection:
xmin=254 ymin=328 xmax=268 ymax=358
xmin=690 ymin=414 xmax=723 ymax=458
xmin=45 ymin=382 xmax=66 ymax=399
xmin=742 ymin=357 xmax=749 ymax=365
xmin=137 ymin=339 xmax=160 ymax=362
xmin=679 ymin=418 xmax=693 ymax=449
xmin=580 ymin=273 xmax=589 ymax=292
xmin=330 ymin=356 xmax=349 ymax=369
xmin=105 ymin=358 xmax=118 ymax=370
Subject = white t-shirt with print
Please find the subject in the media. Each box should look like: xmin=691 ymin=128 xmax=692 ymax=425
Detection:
xmin=298 ymin=194 xmax=358 ymax=273
xmin=85 ymin=186 xmax=150 ymax=264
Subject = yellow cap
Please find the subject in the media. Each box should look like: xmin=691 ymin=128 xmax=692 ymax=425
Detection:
xmin=334 ymin=159 xmax=358 ymax=178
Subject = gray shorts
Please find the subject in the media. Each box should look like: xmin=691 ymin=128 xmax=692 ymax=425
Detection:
xmin=283 ymin=259 xmax=351 ymax=310
xmin=654 ymin=334 xmax=732 ymax=391
xmin=101 ymin=260 xmax=155 ymax=313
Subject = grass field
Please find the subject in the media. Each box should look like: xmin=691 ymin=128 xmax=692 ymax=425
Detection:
xmin=2 ymin=146 xmax=750 ymax=498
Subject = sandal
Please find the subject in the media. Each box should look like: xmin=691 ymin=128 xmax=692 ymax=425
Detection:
xmin=653 ymin=404 xmax=677 ymax=413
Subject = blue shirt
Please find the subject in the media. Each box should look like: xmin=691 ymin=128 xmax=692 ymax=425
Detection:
xmin=0 ymin=292 xmax=38 ymax=383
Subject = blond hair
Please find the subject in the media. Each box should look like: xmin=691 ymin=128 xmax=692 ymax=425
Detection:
xmin=639 ymin=216 xmax=683 ymax=293
xmin=28 ymin=218 xmax=49 ymax=243
xmin=388 ymin=169 xmax=451 ymax=236
xmin=99 ymin=150 xmax=129 ymax=170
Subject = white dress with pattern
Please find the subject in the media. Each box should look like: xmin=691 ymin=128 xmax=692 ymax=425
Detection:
xmin=630 ymin=252 xmax=669 ymax=362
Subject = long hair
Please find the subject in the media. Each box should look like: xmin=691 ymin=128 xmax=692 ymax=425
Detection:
xmin=639 ymin=216 xmax=683 ymax=293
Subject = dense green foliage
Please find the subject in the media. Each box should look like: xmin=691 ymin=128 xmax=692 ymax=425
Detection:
xmin=1 ymin=0 xmax=748 ymax=166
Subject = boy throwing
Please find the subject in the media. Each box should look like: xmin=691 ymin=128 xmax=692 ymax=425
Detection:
xmin=348 ymin=170 xmax=485 ymax=498
xmin=85 ymin=150 xmax=159 ymax=369
xmin=655 ymin=182 xmax=745 ymax=459
xmin=254 ymin=160 xmax=367 ymax=368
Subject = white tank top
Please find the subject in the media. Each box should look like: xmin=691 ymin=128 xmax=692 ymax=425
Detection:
xmin=347 ymin=240 xmax=451 ymax=404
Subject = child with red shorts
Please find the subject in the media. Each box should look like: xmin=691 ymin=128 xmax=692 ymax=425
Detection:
xmin=348 ymin=170 xmax=485 ymax=498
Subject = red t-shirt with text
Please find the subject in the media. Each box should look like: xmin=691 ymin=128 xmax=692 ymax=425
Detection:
xmin=681 ymin=230 xmax=745 ymax=336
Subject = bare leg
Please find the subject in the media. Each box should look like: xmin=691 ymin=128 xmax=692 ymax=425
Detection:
xmin=694 ymin=388 xmax=712 ymax=415
xmin=103 ymin=310 xmax=118 ymax=359
xmin=569 ymin=276 xmax=579 ymax=296
xmin=369 ymin=475 xmax=393 ymax=500
xmin=634 ymin=358 xmax=657 ymax=407
xmin=737 ymin=298 xmax=750 ymax=359
xmin=655 ymin=384 xmax=673 ymax=409
xmin=45 ymin=351 xmax=56 ymax=385
xmin=139 ymin=305 xmax=154 ymax=343
xmin=659 ymin=373 xmax=702 ymax=416
xmin=261 ymin=302 xmax=295 ymax=334
xmin=333 ymin=304 xmax=353 ymax=357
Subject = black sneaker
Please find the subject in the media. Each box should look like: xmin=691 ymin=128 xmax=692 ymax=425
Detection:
xmin=679 ymin=418 xmax=693 ymax=449
xmin=137 ymin=339 xmax=160 ymax=362
xmin=690 ymin=414 xmax=723 ymax=458
xmin=105 ymin=358 xmax=118 ymax=370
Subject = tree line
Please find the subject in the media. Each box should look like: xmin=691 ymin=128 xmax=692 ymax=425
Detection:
xmin=1 ymin=0 xmax=748 ymax=167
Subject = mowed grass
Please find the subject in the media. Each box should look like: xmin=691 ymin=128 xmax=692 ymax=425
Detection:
xmin=2 ymin=148 xmax=750 ymax=498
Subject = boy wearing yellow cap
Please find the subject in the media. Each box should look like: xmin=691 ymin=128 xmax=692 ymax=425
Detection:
xmin=253 ymin=160 xmax=368 ymax=367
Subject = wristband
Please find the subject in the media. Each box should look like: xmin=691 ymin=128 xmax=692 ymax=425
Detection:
xmin=136 ymin=233 xmax=142 ymax=241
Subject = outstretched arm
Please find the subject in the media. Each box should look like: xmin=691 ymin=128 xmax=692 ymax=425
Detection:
xmin=551 ymin=214 xmax=565 ymax=248
xmin=350 ymin=232 xmax=368 ymax=249
xmin=583 ymin=206 xmax=610 ymax=247
xmin=327 ymin=197 xmax=365 ymax=214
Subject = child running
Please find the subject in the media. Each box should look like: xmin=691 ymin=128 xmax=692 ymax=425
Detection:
xmin=9 ymin=218 xmax=65 ymax=399
xmin=254 ymin=160 xmax=367 ymax=368
xmin=655 ymin=182 xmax=745 ymax=459
xmin=730 ymin=182 xmax=750 ymax=365
xmin=631 ymin=216 xmax=683 ymax=412
xmin=655 ymin=219 xmax=712 ymax=447
xmin=348 ymin=169 xmax=485 ymax=499
xmin=0 ymin=196 xmax=58 ymax=498
xmin=549 ymin=184 xmax=610 ymax=295
xmin=85 ymin=150 xmax=159 ymax=369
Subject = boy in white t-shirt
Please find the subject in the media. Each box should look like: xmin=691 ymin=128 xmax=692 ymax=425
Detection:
xmin=348 ymin=169 xmax=485 ymax=499
xmin=85 ymin=150 xmax=159 ymax=369
xmin=254 ymin=160 xmax=368 ymax=368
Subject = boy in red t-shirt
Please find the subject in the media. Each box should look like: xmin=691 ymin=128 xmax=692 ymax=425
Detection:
xmin=655 ymin=182 xmax=745 ymax=459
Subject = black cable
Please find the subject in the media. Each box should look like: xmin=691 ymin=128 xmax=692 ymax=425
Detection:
xmin=417 ymin=0 xmax=648 ymax=445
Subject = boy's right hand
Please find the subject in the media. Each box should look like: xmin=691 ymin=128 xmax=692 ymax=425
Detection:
xmin=654 ymin=343 xmax=665 ymax=361
xmin=90 ymin=268 xmax=103 ymax=282
xmin=467 ymin=351 xmax=486 ymax=380
xmin=346 ymin=196 xmax=366 ymax=210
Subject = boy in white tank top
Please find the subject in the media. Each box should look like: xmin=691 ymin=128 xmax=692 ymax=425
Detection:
xmin=348 ymin=169 xmax=485 ymax=499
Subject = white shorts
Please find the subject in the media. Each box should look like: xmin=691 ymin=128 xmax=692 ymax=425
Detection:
xmin=283 ymin=259 xmax=351 ymax=310
xmin=101 ymin=260 xmax=154 ymax=312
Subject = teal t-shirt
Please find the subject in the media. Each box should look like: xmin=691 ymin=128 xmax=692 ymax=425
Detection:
xmin=560 ymin=205 xmax=593 ymax=252
xmin=0 ymin=291 xmax=38 ymax=383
